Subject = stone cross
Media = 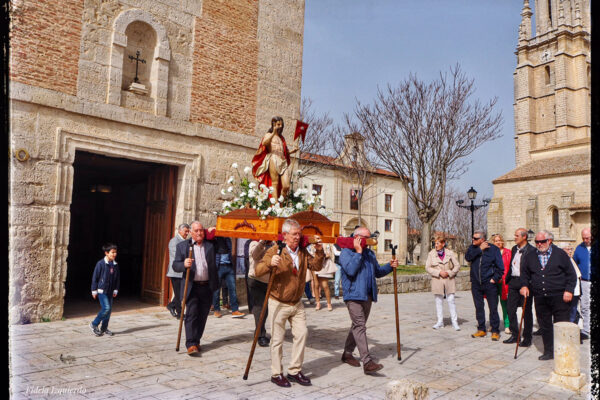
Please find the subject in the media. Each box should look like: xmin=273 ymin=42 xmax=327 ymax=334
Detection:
xmin=128 ymin=50 xmax=146 ymax=83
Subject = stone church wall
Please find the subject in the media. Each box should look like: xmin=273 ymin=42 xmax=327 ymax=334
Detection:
xmin=9 ymin=0 xmax=306 ymax=323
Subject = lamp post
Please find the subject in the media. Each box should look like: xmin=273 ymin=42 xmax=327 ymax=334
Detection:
xmin=455 ymin=187 xmax=490 ymax=239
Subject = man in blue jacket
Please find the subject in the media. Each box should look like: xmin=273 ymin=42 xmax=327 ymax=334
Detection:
xmin=465 ymin=230 xmax=504 ymax=341
xmin=572 ymin=227 xmax=592 ymax=340
xmin=339 ymin=227 xmax=398 ymax=375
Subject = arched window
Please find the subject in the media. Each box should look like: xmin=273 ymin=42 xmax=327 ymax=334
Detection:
xmin=545 ymin=66 xmax=551 ymax=85
xmin=547 ymin=0 xmax=553 ymax=26
xmin=551 ymin=207 xmax=559 ymax=228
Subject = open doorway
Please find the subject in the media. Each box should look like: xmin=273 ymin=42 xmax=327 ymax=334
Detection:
xmin=64 ymin=151 xmax=177 ymax=317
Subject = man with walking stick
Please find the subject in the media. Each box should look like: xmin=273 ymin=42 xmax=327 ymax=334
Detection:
xmin=339 ymin=226 xmax=398 ymax=375
xmin=503 ymin=228 xmax=534 ymax=347
xmin=520 ymin=230 xmax=576 ymax=360
xmin=172 ymin=221 xmax=218 ymax=356
xmin=254 ymin=219 xmax=324 ymax=387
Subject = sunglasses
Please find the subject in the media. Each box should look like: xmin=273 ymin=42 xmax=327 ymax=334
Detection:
xmin=535 ymin=239 xmax=549 ymax=244
xmin=472 ymin=237 xmax=481 ymax=240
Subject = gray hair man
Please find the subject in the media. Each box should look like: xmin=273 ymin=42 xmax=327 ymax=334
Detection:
xmin=166 ymin=223 xmax=190 ymax=318
xmin=339 ymin=226 xmax=399 ymax=375
xmin=255 ymin=218 xmax=325 ymax=388
xmin=172 ymin=221 xmax=219 ymax=356
xmin=520 ymin=230 xmax=576 ymax=360
xmin=503 ymin=228 xmax=535 ymax=347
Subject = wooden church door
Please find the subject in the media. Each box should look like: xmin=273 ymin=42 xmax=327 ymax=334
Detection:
xmin=141 ymin=165 xmax=177 ymax=305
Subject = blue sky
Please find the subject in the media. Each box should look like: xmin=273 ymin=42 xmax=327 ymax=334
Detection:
xmin=301 ymin=0 xmax=523 ymax=200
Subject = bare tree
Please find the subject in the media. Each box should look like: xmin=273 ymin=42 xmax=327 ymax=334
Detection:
xmin=329 ymin=125 xmax=379 ymax=224
xmin=406 ymin=198 xmax=421 ymax=263
xmin=355 ymin=65 xmax=503 ymax=263
xmin=290 ymin=98 xmax=335 ymax=180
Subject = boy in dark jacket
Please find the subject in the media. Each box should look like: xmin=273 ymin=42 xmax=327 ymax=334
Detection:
xmin=90 ymin=243 xmax=120 ymax=336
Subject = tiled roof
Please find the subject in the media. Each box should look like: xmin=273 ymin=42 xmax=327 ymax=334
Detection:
xmin=300 ymin=152 xmax=408 ymax=180
xmin=492 ymin=153 xmax=590 ymax=184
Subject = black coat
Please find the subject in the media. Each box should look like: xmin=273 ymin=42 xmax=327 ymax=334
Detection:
xmin=172 ymin=239 xmax=219 ymax=298
xmin=505 ymin=243 xmax=535 ymax=284
xmin=520 ymin=244 xmax=576 ymax=297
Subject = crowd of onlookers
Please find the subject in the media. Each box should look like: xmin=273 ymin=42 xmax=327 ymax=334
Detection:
xmin=426 ymin=227 xmax=592 ymax=361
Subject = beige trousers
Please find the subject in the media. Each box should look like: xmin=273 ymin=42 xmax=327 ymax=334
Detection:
xmin=268 ymin=297 xmax=307 ymax=377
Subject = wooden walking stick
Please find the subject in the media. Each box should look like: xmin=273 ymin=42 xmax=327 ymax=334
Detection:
xmin=514 ymin=295 xmax=528 ymax=359
xmin=175 ymin=246 xmax=193 ymax=352
xmin=243 ymin=240 xmax=286 ymax=380
xmin=390 ymin=244 xmax=401 ymax=361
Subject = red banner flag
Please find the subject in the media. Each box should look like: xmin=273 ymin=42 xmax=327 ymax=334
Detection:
xmin=294 ymin=120 xmax=309 ymax=142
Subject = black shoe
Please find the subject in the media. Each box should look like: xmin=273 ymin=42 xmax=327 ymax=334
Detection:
xmin=503 ymin=335 xmax=518 ymax=344
xmin=538 ymin=352 xmax=553 ymax=360
xmin=89 ymin=322 xmax=102 ymax=337
xmin=167 ymin=304 xmax=178 ymax=318
xmin=101 ymin=329 xmax=114 ymax=336
xmin=271 ymin=374 xmax=291 ymax=388
xmin=520 ymin=338 xmax=532 ymax=347
xmin=287 ymin=371 xmax=311 ymax=386
xmin=258 ymin=337 xmax=270 ymax=347
xmin=533 ymin=329 xmax=542 ymax=336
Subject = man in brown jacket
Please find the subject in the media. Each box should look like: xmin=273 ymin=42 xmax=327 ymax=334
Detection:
xmin=255 ymin=218 xmax=324 ymax=388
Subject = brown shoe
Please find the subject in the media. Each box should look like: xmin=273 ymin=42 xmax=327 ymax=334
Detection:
xmin=187 ymin=345 xmax=200 ymax=356
xmin=363 ymin=360 xmax=383 ymax=375
xmin=214 ymin=311 xmax=222 ymax=318
xmin=341 ymin=352 xmax=361 ymax=367
xmin=286 ymin=371 xmax=311 ymax=386
xmin=231 ymin=311 xmax=245 ymax=318
xmin=271 ymin=374 xmax=291 ymax=388
xmin=471 ymin=330 xmax=487 ymax=338
xmin=491 ymin=332 xmax=500 ymax=341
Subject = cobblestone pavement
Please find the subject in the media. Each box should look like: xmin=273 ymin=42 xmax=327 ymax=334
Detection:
xmin=10 ymin=291 xmax=591 ymax=399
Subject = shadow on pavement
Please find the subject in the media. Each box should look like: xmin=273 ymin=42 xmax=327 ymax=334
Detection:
xmin=117 ymin=323 xmax=171 ymax=334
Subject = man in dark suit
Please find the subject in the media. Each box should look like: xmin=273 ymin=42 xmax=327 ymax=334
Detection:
xmin=520 ymin=230 xmax=576 ymax=360
xmin=173 ymin=221 xmax=218 ymax=356
xmin=503 ymin=228 xmax=535 ymax=346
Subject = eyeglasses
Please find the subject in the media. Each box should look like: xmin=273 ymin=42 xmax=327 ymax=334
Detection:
xmin=535 ymin=239 xmax=549 ymax=244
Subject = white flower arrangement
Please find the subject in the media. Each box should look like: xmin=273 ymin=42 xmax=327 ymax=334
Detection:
xmin=218 ymin=164 xmax=323 ymax=218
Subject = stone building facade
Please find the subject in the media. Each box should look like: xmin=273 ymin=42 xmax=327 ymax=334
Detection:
xmin=9 ymin=0 xmax=306 ymax=323
xmin=298 ymin=134 xmax=409 ymax=263
xmin=488 ymin=0 xmax=590 ymax=248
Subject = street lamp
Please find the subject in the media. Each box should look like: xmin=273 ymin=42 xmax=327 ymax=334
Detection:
xmin=455 ymin=187 xmax=490 ymax=238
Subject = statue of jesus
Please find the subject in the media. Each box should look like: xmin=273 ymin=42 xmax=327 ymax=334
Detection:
xmin=252 ymin=116 xmax=297 ymax=200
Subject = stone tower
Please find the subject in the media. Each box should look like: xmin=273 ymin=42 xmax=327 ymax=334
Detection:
xmin=488 ymin=0 xmax=590 ymax=247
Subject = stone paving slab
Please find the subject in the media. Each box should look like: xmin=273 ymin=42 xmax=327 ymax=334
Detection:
xmin=9 ymin=291 xmax=591 ymax=399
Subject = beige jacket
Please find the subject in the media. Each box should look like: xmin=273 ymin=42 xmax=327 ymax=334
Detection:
xmin=255 ymin=244 xmax=324 ymax=305
xmin=248 ymin=240 xmax=274 ymax=284
xmin=425 ymin=248 xmax=460 ymax=295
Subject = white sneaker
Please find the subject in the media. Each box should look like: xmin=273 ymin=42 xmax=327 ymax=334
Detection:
xmin=452 ymin=322 xmax=461 ymax=331
xmin=432 ymin=322 xmax=444 ymax=330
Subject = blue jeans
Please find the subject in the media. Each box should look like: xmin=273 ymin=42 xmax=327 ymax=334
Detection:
xmin=92 ymin=293 xmax=113 ymax=331
xmin=334 ymin=264 xmax=341 ymax=296
xmin=304 ymin=282 xmax=313 ymax=299
xmin=213 ymin=265 xmax=238 ymax=311
xmin=471 ymin=279 xmax=500 ymax=333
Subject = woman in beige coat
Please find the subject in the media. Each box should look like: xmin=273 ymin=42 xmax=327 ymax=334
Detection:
xmin=425 ymin=235 xmax=461 ymax=330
